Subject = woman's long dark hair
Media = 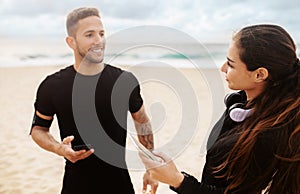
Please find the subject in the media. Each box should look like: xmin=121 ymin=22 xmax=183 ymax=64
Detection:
xmin=219 ymin=24 xmax=300 ymax=193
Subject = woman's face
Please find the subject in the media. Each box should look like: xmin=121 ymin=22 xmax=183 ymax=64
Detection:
xmin=221 ymin=40 xmax=265 ymax=97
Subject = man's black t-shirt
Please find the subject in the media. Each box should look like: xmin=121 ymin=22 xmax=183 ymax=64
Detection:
xmin=34 ymin=64 xmax=143 ymax=193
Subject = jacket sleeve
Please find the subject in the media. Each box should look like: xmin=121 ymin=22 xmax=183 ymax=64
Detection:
xmin=169 ymin=172 xmax=225 ymax=194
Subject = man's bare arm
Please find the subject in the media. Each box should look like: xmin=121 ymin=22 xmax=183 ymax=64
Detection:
xmin=132 ymin=105 xmax=159 ymax=193
xmin=31 ymin=125 xmax=64 ymax=156
xmin=131 ymin=105 xmax=154 ymax=150
xmin=30 ymin=111 xmax=93 ymax=163
xmin=30 ymin=111 xmax=63 ymax=155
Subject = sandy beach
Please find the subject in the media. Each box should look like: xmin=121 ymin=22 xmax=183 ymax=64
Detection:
xmin=0 ymin=64 xmax=230 ymax=194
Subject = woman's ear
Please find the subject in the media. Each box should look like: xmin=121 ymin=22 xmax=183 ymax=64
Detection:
xmin=66 ymin=36 xmax=76 ymax=50
xmin=254 ymin=67 xmax=269 ymax=82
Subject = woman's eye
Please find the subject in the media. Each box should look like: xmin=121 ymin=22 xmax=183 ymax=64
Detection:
xmin=227 ymin=61 xmax=233 ymax=67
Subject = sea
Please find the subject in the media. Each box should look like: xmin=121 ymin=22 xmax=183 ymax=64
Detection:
xmin=2 ymin=37 xmax=299 ymax=69
xmin=0 ymin=37 xmax=229 ymax=69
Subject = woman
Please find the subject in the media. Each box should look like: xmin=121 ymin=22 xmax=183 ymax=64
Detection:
xmin=139 ymin=24 xmax=300 ymax=193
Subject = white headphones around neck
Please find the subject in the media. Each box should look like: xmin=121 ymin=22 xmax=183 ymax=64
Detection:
xmin=224 ymin=92 xmax=253 ymax=122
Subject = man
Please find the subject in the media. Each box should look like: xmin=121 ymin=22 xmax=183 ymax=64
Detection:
xmin=30 ymin=7 xmax=158 ymax=194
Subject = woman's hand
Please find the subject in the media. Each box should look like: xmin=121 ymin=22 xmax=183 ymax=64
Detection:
xmin=139 ymin=151 xmax=184 ymax=188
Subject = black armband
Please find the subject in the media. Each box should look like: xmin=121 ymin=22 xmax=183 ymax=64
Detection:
xmin=30 ymin=112 xmax=53 ymax=134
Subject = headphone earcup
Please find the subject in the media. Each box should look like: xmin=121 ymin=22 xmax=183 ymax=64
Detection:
xmin=229 ymin=103 xmax=253 ymax=122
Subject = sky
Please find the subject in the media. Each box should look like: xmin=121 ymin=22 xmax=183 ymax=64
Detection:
xmin=0 ymin=0 xmax=299 ymax=43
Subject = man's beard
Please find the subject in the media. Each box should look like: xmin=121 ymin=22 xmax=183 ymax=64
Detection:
xmin=78 ymin=47 xmax=104 ymax=64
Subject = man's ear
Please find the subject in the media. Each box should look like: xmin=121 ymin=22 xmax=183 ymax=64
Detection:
xmin=254 ymin=67 xmax=269 ymax=82
xmin=66 ymin=36 xmax=76 ymax=50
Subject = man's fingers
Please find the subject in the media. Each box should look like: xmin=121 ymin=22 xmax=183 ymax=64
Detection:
xmin=142 ymin=181 xmax=147 ymax=193
xmin=78 ymin=149 xmax=94 ymax=159
xmin=151 ymin=182 xmax=159 ymax=194
xmin=70 ymin=149 xmax=94 ymax=163
xmin=62 ymin=135 xmax=74 ymax=144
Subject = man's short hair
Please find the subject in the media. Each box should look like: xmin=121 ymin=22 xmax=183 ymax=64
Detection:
xmin=66 ymin=7 xmax=100 ymax=37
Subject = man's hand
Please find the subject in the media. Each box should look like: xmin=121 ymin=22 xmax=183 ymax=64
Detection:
xmin=58 ymin=136 xmax=94 ymax=163
xmin=142 ymin=171 xmax=159 ymax=194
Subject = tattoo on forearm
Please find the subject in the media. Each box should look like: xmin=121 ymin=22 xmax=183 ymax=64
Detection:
xmin=135 ymin=121 xmax=151 ymax=135
xmin=134 ymin=120 xmax=154 ymax=150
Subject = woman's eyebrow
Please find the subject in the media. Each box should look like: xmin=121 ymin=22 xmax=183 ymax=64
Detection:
xmin=227 ymin=57 xmax=235 ymax=63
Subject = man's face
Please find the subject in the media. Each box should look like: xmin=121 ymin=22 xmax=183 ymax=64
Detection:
xmin=73 ymin=16 xmax=106 ymax=64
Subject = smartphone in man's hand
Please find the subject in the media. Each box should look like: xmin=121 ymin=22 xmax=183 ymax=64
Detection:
xmin=73 ymin=144 xmax=93 ymax=151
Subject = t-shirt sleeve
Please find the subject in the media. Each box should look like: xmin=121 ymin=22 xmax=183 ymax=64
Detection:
xmin=127 ymin=72 xmax=143 ymax=113
xmin=34 ymin=76 xmax=56 ymax=116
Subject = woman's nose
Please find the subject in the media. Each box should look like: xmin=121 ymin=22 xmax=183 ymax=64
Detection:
xmin=221 ymin=62 xmax=227 ymax=73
